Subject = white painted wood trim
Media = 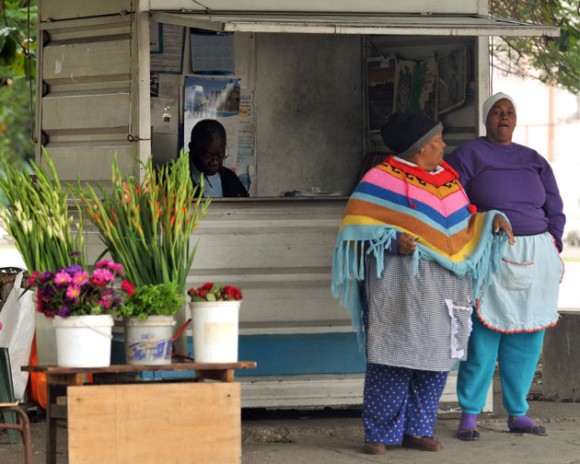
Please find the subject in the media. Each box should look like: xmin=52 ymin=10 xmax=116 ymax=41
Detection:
xmin=150 ymin=0 xmax=480 ymax=15
xmin=151 ymin=12 xmax=560 ymax=37
xmin=476 ymin=36 xmax=491 ymax=135
xmin=136 ymin=1 xmax=152 ymax=171
xmin=239 ymin=371 xmax=493 ymax=412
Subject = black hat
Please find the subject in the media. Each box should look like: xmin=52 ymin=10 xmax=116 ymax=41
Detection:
xmin=380 ymin=113 xmax=444 ymax=160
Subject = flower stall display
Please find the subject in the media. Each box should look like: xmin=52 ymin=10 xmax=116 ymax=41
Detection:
xmin=28 ymin=260 xmax=127 ymax=367
xmin=30 ymin=260 xmax=126 ymax=319
xmin=0 ymin=152 xmax=84 ymax=273
xmin=74 ymin=153 xmax=211 ymax=363
xmin=74 ymin=153 xmax=210 ymax=291
xmin=188 ymin=283 xmax=243 ymax=363
xmin=116 ymin=282 xmax=185 ymax=365
xmin=0 ymin=151 xmax=85 ymax=365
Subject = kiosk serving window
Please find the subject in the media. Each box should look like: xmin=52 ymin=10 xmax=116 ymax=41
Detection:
xmin=148 ymin=13 xmax=558 ymax=198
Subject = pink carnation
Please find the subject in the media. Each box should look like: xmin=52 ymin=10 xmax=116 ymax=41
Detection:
xmin=91 ymin=268 xmax=114 ymax=286
xmin=54 ymin=271 xmax=72 ymax=286
xmin=72 ymin=271 xmax=89 ymax=286
xmin=95 ymin=259 xmax=113 ymax=268
xmin=66 ymin=285 xmax=81 ymax=300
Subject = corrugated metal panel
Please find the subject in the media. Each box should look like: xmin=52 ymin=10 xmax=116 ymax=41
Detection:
xmin=39 ymin=146 xmax=135 ymax=183
xmin=42 ymin=40 xmax=131 ymax=85
xmin=37 ymin=13 xmax=140 ymax=182
xmin=185 ymin=199 xmax=347 ymax=326
xmin=152 ymin=12 xmax=560 ymax=37
xmin=39 ymin=0 xmax=133 ymax=21
xmin=42 ymin=94 xmax=130 ymax=130
xmin=150 ymin=0 xmax=480 ymax=15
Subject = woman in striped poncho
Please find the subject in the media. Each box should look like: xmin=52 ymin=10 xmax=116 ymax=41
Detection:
xmin=331 ymin=112 xmax=514 ymax=455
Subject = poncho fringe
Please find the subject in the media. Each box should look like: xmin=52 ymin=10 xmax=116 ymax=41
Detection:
xmin=331 ymin=158 xmax=508 ymax=351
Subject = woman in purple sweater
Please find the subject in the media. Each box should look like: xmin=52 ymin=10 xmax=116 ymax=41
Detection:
xmin=445 ymin=92 xmax=565 ymax=441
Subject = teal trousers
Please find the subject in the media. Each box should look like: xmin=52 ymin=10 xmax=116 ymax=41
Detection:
xmin=457 ymin=315 xmax=545 ymax=416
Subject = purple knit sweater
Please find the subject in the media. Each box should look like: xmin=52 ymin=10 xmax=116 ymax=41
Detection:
xmin=445 ymin=137 xmax=565 ymax=251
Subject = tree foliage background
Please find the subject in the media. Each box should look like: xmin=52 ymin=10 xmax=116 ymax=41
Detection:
xmin=490 ymin=0 xmax=580 ymax=95
xmin=0 ymin=0 xmax=36 ymax=164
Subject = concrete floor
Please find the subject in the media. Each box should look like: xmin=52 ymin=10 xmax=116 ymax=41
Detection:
xmin=2 ymin=373 xmax=580 ymax=464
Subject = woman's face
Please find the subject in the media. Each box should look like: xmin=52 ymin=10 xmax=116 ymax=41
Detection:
xmin=411 ymin=131 xmax=446 ymax=172
xmin=193 ymin=140 xmax=226 ymax=176
xmin=485 ymin=99 xmax=517 ymax=145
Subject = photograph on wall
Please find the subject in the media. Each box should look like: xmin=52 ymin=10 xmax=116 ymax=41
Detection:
xmin=394 ymin=58 xmax=438 ymax=119
xmin=367 ymin=56 xmax=396 ymax=131
xmin=183 ymin=76 xmax=241 ymax=168
xmin=438 ymin=47 xmax=468 ymax=115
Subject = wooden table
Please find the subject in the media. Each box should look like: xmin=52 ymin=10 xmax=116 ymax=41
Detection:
xmin=23 ymin=362 xmax=256 ymax=464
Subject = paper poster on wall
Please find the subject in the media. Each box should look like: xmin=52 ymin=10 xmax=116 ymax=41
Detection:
xmin=150 ymin=23 xmax=186 ymax=74
xmin=183 ymin=76 xmax=241 ymax=168
xmin=150 ymin=21 xmax=162 ymax=53
xmin=367 ymin=56 xmax=396 ymax=131
xmin=438 ymin=47 xmax=467 ymax=115
xmin=190 ymin=32 xmax=235 ymax=75
xmin=236 ymin=90 xmax=256 ymax=191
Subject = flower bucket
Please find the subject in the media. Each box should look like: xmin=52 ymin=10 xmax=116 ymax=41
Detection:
xmin=124 ymin=316 xmax=176 ymax=365
xmin=53 ymin=315 xmax=114 ymax=367
xmin=190 ymin=301 xmax=240 ymax=363
xmin=32 ymin=292 xmax=57 ymax=365
xmin=35 ymin=311 xmax=58 ymax=366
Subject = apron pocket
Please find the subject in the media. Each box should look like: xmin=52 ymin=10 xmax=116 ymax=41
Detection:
xmin=501 ymin=258 xmax=534 ymax=290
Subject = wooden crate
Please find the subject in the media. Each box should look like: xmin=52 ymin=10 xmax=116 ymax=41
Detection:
xmin=67 ymin=382 xmax=241 ymax=463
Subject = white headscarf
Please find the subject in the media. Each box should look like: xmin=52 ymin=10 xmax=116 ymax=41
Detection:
xmin=482 ymin=92 xmax=517 ymax=122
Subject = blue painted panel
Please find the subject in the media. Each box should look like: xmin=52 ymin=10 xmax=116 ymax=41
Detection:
xmin=111 ymin=332 xmax=366 ymax=380
xmin=235 ymin=333 xmax=366 ymax=377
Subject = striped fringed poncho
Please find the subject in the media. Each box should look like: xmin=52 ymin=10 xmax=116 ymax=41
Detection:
xmin=331 ymin=156 xmax=508 ymax=347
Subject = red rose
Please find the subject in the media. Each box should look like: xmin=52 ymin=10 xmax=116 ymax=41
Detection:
xmin=223 ymin=286 xmax=242 ymax=300
xmin=121 ymin=280 xmax=136 ymax=297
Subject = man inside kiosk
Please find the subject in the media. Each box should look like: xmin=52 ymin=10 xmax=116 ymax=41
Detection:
xmin=188 ymin=119 xmax=249 ymax=198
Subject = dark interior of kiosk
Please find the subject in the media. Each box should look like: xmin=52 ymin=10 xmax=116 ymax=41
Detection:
xmin=150 ymin=26 xmax=476 ymax=199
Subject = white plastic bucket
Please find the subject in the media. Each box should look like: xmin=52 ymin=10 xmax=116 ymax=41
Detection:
xmin=124 ymin=316 xmax=176 ymax=365
xmin=190 ymin=301 xmax=240 ymax=363
xmin=35 ymin=312 xmax=58 ymax=365
xmin=53 ymin=315 xmax=114 ymax=367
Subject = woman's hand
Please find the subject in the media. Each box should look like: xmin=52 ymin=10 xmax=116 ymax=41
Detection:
xmin=398 ymin=233 xmax=418 ymax=255
xmin=493 ymin=214 xmax=516 ymax=245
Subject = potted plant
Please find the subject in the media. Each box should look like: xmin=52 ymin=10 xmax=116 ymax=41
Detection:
xmin=187 ymin=282 xmax=243 ymax=363
xmin=116 ymin=281 xmax=185 ymax=365
xmin=74 ymin=152 xmax=209 ymax=290
xmin=28 ymin=259 xmax=127 ymax=367
xmin=74 ymin=152 xmax=211 ymax=362
xmin=0 ymin=151 xmax=85 ymax=365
